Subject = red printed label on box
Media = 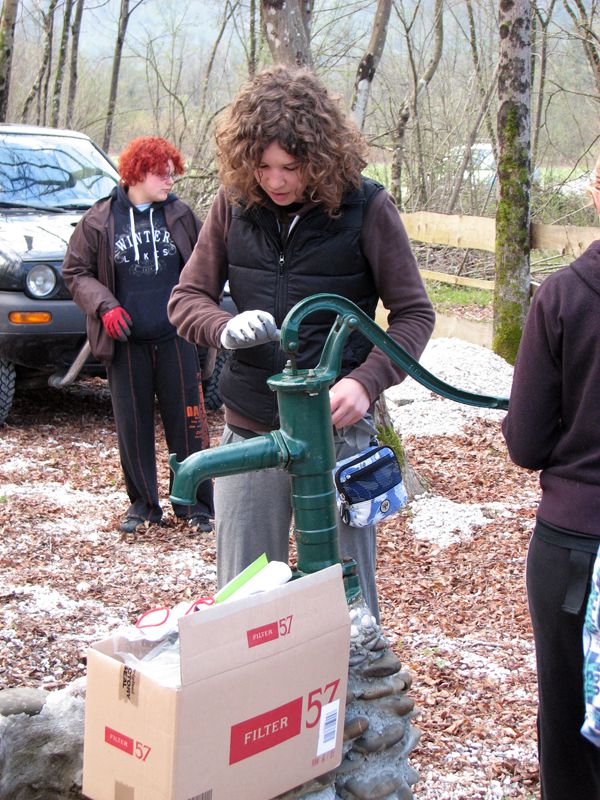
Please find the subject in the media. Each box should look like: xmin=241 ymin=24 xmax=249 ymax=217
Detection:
xmin=246 ymin=621 xmax=279 ymax=648
xmin=229 ymin=697 xmax=303 ymax=764
xmin=105 ymin=726 xmax=134 ymax=755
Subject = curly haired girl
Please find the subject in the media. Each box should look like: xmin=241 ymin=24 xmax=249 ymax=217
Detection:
xmin=169 ymin=65 xmax=435 ymax=619
xmin=215 ymin=65 xmax=368 ymax=214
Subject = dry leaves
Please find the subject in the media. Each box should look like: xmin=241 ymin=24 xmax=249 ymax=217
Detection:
xmin=0 ymin=378 xmax=541 ymax=799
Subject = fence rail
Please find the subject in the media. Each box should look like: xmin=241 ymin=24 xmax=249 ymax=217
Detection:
xmin=401 ymin=211 xmax=598 ymax=258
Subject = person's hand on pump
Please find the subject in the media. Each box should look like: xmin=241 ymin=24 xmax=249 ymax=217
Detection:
xmin=330 ymin=377 xmax=371 ymax=429
xmin=220 ymin=310 xmax=279 ymax=350
xmin=101 ymin=306 xmax=132 ymax=342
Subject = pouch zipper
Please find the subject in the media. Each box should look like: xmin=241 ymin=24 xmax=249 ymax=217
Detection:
xmin=334 ymin=447 xmax=397 ymax=496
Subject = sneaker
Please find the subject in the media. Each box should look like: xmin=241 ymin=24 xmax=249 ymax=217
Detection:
xmin=188 ymin=514 xmax=213 ymax=533
xmin=119 ymin=515 xmax=147 ymax=533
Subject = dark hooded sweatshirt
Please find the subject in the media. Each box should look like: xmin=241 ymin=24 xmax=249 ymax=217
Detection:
xmin=111 ymin=186 xmax=181 ymax=341
xmin=63 ymin=186 xmax=201 ymax=365
xmin=502 ymin=240 xmax=600 ymax=536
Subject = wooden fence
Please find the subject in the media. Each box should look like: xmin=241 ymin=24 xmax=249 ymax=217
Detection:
xmin=401 ymin=211 xmax=599 ymax=290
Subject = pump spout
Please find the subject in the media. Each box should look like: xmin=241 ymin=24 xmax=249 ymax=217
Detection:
xmin=169 ymin=432 xmax=289 ymax=506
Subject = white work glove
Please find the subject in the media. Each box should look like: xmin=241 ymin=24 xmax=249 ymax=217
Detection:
xmin=220 ymin=310 xmax=279 ymax=350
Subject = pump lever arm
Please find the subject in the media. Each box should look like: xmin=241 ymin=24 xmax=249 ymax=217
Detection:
xmin=280 ymin=293 xmax=508 ymax=411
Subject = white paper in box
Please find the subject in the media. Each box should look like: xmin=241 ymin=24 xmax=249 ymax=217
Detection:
xmin=82 ymin=564 xmax=351 ymax=800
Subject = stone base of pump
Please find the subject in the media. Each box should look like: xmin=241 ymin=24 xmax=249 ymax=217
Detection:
xmin=276 ymin=598 xmax=420 ymax=800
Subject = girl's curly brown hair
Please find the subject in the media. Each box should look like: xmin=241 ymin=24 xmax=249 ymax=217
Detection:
xmin=118 ymin=136 xmax=185 ymax=186
xmin=215 ymin=65 xmax=368 ymax=216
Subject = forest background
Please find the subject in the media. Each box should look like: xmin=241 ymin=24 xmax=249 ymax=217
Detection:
xmin=1 ymin=0 xmax=598 ymax=227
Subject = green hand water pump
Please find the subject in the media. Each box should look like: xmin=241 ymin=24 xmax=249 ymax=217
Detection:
xmin=170 ymin=294 xmax=508 ymax=603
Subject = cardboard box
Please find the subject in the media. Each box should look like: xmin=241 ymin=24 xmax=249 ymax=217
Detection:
xmin=82 ymin=564 xmax=350 ymax=800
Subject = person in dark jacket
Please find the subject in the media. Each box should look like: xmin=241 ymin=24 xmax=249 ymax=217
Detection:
xmin=168 ymin=66 xmax=435 ymax=619
xmin=63 ymin=136 xmax=213 ymax=534
xmin=502 ymin=164 xmax=600 ymax=798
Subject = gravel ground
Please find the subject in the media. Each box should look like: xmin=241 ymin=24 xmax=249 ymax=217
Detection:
xmin=0 ymin=337 xmax=541 ymax=799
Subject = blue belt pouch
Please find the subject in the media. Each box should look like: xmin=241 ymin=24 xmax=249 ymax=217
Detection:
xmin=333 ymin=445 xmax=408 ymax=528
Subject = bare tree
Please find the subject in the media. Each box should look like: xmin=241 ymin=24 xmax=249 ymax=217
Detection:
xmin=260 ymin=0 xmax=313 ymax=68
xmin=102 ymin=0 xmax=146 ymax=152
xmin=0 ymin=0 xmax=19 ymax=121
xmin=350 ymin=0 xmax=392 ymax=130
xmin=21 ymin=0 xmax=58 ymax=124
xmin=465 ymin=0 xmax=497 ymax=159
xmin=50 ymin=0 xmax=74 ymax=127
xmin=390 ymin=0 xmax=444 ymax=208
xmin=563 ymin=0 xmax=600 ymax=96
xmin=493 ymin=0 xmax=532 ymax=363
xmin=446 ymin=64 xmax=499 ymax=213
xmin=65 ymin=0 xmax=84 ymax=129
xmin=531 ymin=0 xmax=558 ymax=165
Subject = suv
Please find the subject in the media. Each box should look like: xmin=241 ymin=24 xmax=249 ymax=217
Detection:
xmin=0 ymin=125 xmax=119 ymax=422
xmin=0 ymin=125 xmax=227 ymax=423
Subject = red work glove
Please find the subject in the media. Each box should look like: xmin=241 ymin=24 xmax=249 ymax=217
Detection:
xmin=101 ymin=306 xmax=132 ymax=341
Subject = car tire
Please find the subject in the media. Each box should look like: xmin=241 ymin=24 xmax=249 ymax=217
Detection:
xmin=202 ymin=350 xmax=228 ymax=412
xmin=0 ymin=359 xmax=16 ymax=424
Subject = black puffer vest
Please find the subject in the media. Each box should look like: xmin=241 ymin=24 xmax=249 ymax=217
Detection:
xmin=220 ymin=178 xmax=383 ymax=428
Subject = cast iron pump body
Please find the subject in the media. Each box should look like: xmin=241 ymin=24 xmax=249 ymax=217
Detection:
xmin=170 ymin=294 xmax=508 ymax=603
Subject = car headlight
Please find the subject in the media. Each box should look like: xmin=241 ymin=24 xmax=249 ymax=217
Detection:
xmin=25 ymin=263 xmax=57 ymax=298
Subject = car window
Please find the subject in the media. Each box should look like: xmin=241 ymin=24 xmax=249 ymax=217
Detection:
xmin=0 ymin=133 xmax=118 ymax=209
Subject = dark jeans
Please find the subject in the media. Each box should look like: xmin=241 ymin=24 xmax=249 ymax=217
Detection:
xmin=107 ymin=336 xmax=214 ymax=522
xmin=527 ymin=523 xmax=600 ymax=800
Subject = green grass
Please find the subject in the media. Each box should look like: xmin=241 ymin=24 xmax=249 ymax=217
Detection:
xmin=425 ymin=280 xmax=493 ymax=309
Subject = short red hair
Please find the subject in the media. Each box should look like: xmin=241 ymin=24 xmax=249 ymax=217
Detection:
xmin=118 ymin=136 xmax=185 ymax=186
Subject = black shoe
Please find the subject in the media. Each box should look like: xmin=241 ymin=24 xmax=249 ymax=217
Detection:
xmin=188 ymin=514 xmax=213 ymax=533
xmin=119 ymin=515 xmax=147 ymax=533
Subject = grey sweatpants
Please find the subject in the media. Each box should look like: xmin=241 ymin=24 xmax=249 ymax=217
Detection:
xmin=214 ymin=417 xmax=380 ymax=621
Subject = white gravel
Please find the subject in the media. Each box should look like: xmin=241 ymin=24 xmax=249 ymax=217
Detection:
xmin=385 ymin=337 xmax=515 ymax=547
xmin=385 ymin=337 xmax=512 ymax=438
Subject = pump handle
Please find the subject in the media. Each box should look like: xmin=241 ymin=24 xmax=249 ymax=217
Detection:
xmin=280 ymin=293 xmax=508 ymax=411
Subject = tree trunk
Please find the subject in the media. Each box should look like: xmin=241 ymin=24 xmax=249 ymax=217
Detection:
xmin=103 ymin=0 xmax=129 ymax=151
xmin=493 ymin=0 xmax=532 ymax=364
xmin=446 ymin=66 xmax=499 ymax=213
xmin=563 ymin=0 xmax=600 ymax=96
xmin=531 ymin=0 xmax=556 ymax=166
xmin=248 ymin=0 xmax=257 ymax=77
xmin=103 ymin=0 xmax=145 ymax=152
xmin=466 ymin=0 xmax=497 ymax=161
xmin=65 ymin=0 xmax=84 ymax=129
xmin=0 ymin=0 xmax=19 ymax=121
xmin=351 ymin=0 xmax=392 ymax=131
xmin=260 ymin=0 xmax=313 ymax=68
xmin=50 ymin=0 xmax=74 ymax=127
xmin=390 ymin=0 xmax=444 ymax=207
xmin=21 ymin=0 xmax=58 ymax=124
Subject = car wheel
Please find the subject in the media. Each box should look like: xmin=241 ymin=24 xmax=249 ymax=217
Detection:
xmin=202 ymin=350 xmax=228 ymax=412
xmin=0 ymin=359 xmax=16 ymax=424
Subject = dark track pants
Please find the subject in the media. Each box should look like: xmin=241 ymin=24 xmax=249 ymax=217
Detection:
xmin=107 ymin=336 xmax=214 ymax=522
xmin=527 ymin=526 xmax=600 ymax=799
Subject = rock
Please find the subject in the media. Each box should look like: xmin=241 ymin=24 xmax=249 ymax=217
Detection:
xmin=343 ymin=715 xmax=370 ymax=741
xmin=380 ymin=696 xmax=415 ymax=717
xmin=344 ymin=771 xmax=403 ymax=799
xmin=0 ymin=687 xmax=49 ymax=717
xmin=351 ymin=722 xmax=406 ymax=754
xmin=0 ymin=680 xmax=86 ymax=800
xmin=358 ymin=650 xmax=402 ymax=679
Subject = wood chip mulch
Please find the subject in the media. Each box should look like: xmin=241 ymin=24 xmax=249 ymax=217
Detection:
xmin=0 ymin=379 xmax=541 ymax=798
